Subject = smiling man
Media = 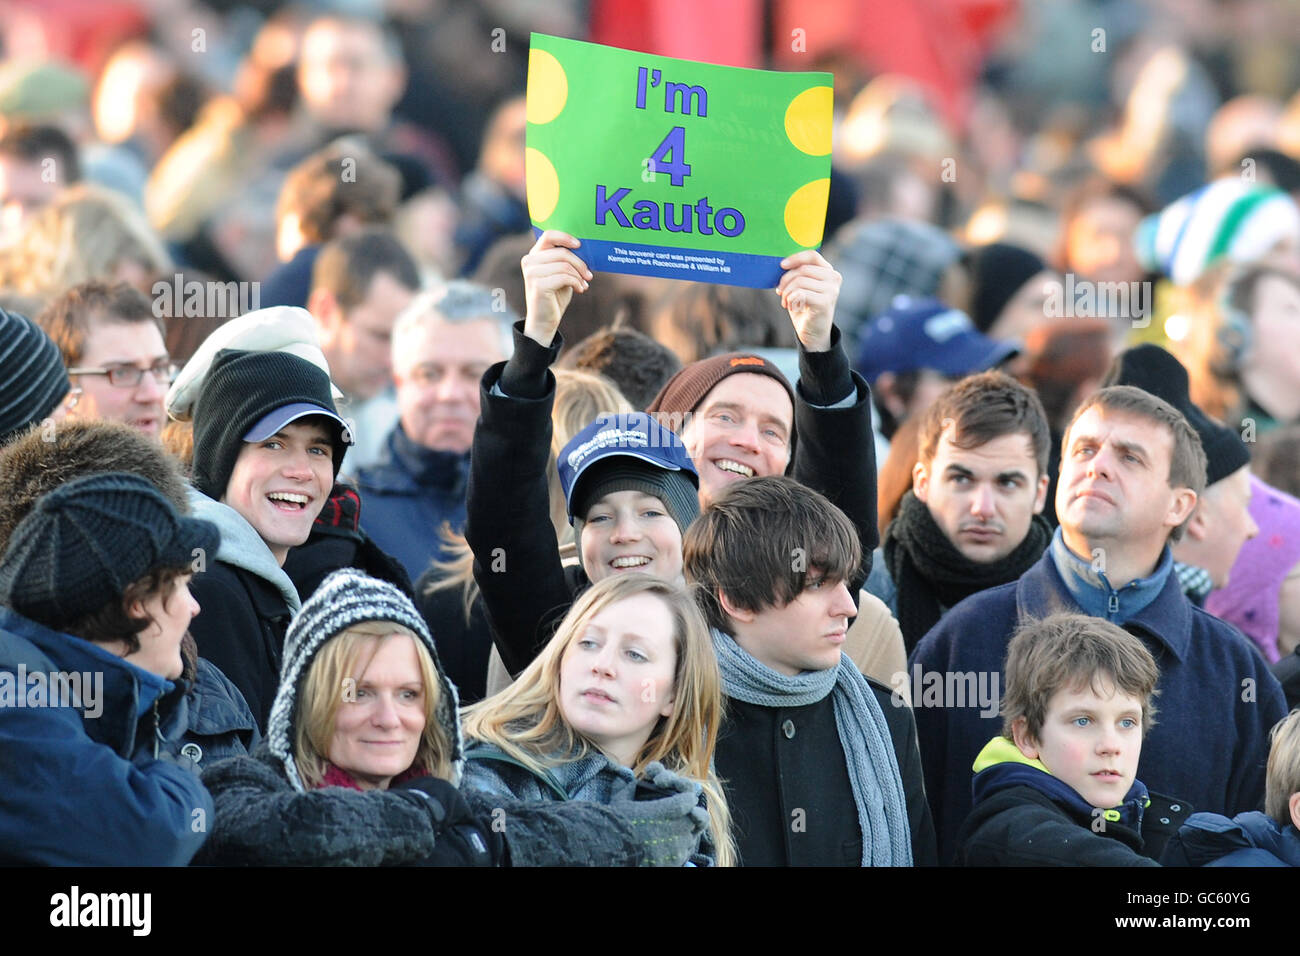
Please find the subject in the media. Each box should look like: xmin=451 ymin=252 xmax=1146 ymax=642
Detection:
xmin=37 ymin=281 xmax=172 ymax=439
xmin=187 ymin=348 xmax=353 ymax=728
xmin=866 ymin=371 xmax=1053 ymax=653
xmin=909 ymin=385 xmax=1288 ymax=862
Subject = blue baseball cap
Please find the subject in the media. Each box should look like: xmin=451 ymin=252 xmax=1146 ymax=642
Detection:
xmin=559 ymin=412 xmax=698 ymax=528
xmin=854 ymin=296 xmax=1020 ymax=383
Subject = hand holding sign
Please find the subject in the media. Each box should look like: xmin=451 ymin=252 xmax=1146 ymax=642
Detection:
xmin=522 ymin=230 xmax=592 ymax=348
xmin=777 ymin=250 xmax=842 ymax=353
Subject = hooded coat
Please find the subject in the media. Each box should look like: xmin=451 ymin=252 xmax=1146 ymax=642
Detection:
xmin=1161 ymin=811 xmax=1300 ymax=866
xmin=194 ymin=570 xmax=645 ymax=866
xmin=0 ymin=605 xmax=213 ymax=865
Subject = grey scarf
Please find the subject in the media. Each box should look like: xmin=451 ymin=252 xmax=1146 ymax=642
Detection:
xmin=712 ymin=628 xmax=913 ymax=866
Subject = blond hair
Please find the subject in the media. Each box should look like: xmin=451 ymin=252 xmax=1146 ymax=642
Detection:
xmin=294 ymin=622 xmax=454 ymax=789
xmin=1266 ymin=709 xmax=1300 ymax=826
xmin=462 ymin=575 xmax=735 ymax=865
xmin=0 ymin=184 xmax=171 ymax=297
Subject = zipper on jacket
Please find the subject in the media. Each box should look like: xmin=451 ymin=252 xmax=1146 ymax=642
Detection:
xmin=153 ymin=699 xmax=163 ymax=759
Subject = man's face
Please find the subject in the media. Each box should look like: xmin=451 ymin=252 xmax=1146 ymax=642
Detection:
xmin=69 ymin=318 xmax=170 ymax=438
xmin=221 ymin=420 xmax=334 ymax=565
xmin=1056 ymin=405 xmax=1194 ymax=552
xmin=1012 ymin=678 xmax=1144 ymax=810
xmin=680 ymin=373 xmax=793 ymax=504
xmin=913 ymin=429 xmax=1048 ymax=564
xmin=726 ymin=571 xmax=857 ymax=676
xmin=394 ymin=315 xmax=504 ymax=453
xmin=298 ymin=23 xmax=403 ymax=133
xmin=319 ymin=272 xmax=414 ymax=400
xmin=1173 ymin=465 xmax=1258 ymax=589
xmin=0 ymin=155 xmax=57 ymax=244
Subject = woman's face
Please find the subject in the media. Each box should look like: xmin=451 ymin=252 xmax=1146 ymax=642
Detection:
xmin=327 ymin=635 xmax=427 ymax=790
xmin=558 ymin=592 xmax=678 ymax=767
xmin=579 ymin=490 xmax=684 ymax=583
xmin=126 ymin=572 xmax=198 ymax=680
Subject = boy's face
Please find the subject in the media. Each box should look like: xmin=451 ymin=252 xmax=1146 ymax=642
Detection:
xmin=580 ymin=490 xmax=683 ymax=583
xmin=724 ymin=570 xmax=857 ymax=676
xmin=1013 ymin=678 xmax=1144 ymax=809
xmin=222 ymin=420 xmax=334 ymax=565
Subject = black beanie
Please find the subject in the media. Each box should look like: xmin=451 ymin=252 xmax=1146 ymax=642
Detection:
xmin=0 ymin=307 xmax=69 ymax=444
xmin=1104 ymin=344 xmax=1251 ymax=486
xmin=965 ymin=243 xmax=1047 ymax=334
xmin=191 ymin=349 xmax=347 ymax=500
xmin=0 ymin=472 xmax=220 ymax=631
xmin=572 ymin=459 xmax=700 ymax=539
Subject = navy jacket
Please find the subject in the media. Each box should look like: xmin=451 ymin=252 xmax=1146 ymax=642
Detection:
xmin=1162 ymin=811 xmax=1300 ymax=867
xmin=910 ymin=548 xmax=1288 ymax=863
xmin=0 ymin=607 xmax=213 ymax=865
xmin=355 ymin=423 xmax=470 ymax=584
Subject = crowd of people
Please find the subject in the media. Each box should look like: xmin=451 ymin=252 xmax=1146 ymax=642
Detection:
xmin=2 ymin=0 xmax=1300 ymax=868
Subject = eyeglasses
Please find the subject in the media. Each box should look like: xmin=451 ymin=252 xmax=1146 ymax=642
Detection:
xmin=67 ymin=361 xmax=178 ymax=388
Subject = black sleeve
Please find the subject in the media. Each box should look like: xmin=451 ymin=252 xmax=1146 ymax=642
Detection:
xmin=958 ymin=799 xmax=1162 ymax=867
xmin=465 ymin=323 xmax=577 ymax=675
xmin=188 ymin=565 xmax=275 ymax=732
xmin=871 ymin=681 xmax=938 ymax=866
xmin=792 ymin=327 xmax=879 ymax=596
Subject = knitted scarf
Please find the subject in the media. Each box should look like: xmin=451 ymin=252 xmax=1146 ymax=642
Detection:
xmin=884 ymin=491 xmax=1052 ymax=653
xmin=711 ymin=628 xmax=913 ymax=866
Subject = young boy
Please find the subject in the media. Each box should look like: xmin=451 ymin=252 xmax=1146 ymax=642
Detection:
xmin=956 ymin=612 xmax=1189 ymax=866
xmin=683 ymin=475 xmax=935 ymax=866
xmin=1162 ymin=709 xmax=1300 ymax=866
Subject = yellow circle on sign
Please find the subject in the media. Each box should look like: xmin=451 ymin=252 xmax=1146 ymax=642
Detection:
xmin=527 ymin=49 xmax=568 ymax=125
xmin=784 ymin=86 xmax=833 ymax=156
xmin=785 ymin=178 xmax=830 ymax=247
xmin=526 ymin=148 xmax=560 ymax=222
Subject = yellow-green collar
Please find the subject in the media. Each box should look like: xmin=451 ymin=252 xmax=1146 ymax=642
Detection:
xmin=972 ymin=735 xmax=1049 ymax=774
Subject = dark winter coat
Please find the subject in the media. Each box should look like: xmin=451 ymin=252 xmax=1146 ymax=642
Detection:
xmin=354 ymin=423 xmax=471 ymax=583
xmin=1161 ymin=811 xmax=1300 ymax=867
xmin=466 ymin=322 xmax=880 ymax=677
xmin=413 ymin=573 xmax=495 ymax=703
xmin=1275 ymin=648 xmax=1300 ymax=710
xmin=714 ymin=677 xmax=937 ymax=866
xmin=186 ymin=490 xmax=302 ymax=732
xmin=955 ymin=737 xmax=1188 ymax=866
xmin=182 ymin=658 xmax=260 ymax=771
xmin=0 ymin=606 xmax=213 ymax=865
xmin=910 ymin=547 xmax=1289 ymax=863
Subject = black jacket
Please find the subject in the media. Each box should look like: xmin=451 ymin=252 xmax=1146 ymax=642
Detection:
xmin=188 ymin=559 xmax=292 ymax=732
xmin=413 ymin=573 xmax=495 ymax=703
xmin=714 ymin=677 xmax=937 ymax=866
xmin=467 ymin=322 xmax=880 ymax=676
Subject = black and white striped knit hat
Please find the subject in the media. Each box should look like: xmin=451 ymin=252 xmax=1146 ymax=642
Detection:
xmin=267 ymin=568 xmax=464 ymax=792
xmin=0 ymin=308 xmax=69 ymax=445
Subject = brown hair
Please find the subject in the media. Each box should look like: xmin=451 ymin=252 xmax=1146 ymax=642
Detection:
xmin=311 ymin=228 xmax=419 ymax=309
xmin=62 ymin=565 xmax=192 ymax=653
xmin=877 ymin=414 xmax=922 ymax=528
xmin=683 ymin=475 xmax=860 ymax=634
xmin=276 ymin=145 xmax=401 ymax=245
xmin=1063 ymin=385 xmax=1207 ymax=541
xmin=917 ymin=370 xmax=1051 ymax=476
xmin=1002 ymin=612 xmax=1160 ymax=743
xmin=35 ymin=279 xmax=163 ymax=367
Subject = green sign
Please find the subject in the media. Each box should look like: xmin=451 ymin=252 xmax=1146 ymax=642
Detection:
xmin=526 ymin=33 xmax=832 ymax=287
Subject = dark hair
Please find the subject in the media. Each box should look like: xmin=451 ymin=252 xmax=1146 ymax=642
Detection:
xmin=62 ymin=565 xmax=192 ymax=653
xmin=877 ymin=414 xmax=923 ymax=528
xmin=558 ymin=327 xmax=683 ymax=410
xmin=683 ymin=476 xmax=860 ymax=633
xmin=1063 ymin=385 xmax=1207 ymax=542
xmin=1021 ymin=318 xmax=1113 ymax=431
xmin=918 ymin=370 xmax=1051 ymax=476
xmin=648 ymin=282 xmax=797 ymax=365
xmin=35 ymin=280 xmax=162 ymax=367
xmin=0 ymin=123 xmax=80 ymax=183
xmin=0 ymin=419 xmax=190 ymax=552
xmin=311 ymin=228 xmax=419 ymax=309
xmin=276 ymin=146 xmax=401 ymax=245
xmin=1002 ymin=612 xmax=1159 ymax=742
